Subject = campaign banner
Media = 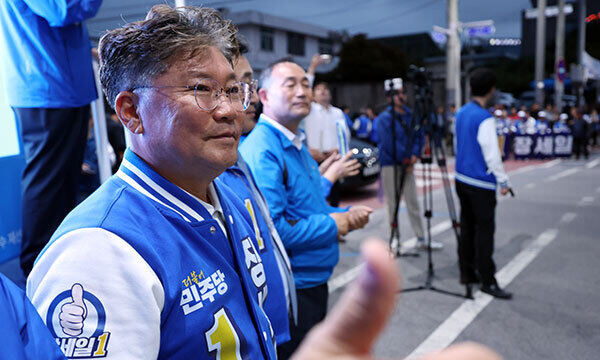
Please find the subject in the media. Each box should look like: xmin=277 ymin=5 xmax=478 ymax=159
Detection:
xmin=513 ymin=134 xmax=534 ymax=160
xmin=553 ymin=133 xmax=573 ymax=157
xmin=532 ymin=134 xmax=554 ymax=159
xmin=509 ymin=132 xmax=572 ymax=160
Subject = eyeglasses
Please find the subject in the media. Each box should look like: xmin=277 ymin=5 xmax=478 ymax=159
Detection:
xmin=132 ymin=78 xmax=251 ymax=112
xmin=248 ymin=79 xmax=258 ymax=94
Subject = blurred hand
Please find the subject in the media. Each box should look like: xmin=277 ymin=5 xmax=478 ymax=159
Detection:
xmin=347 ymin=205 xmax=372 ymax=231
xmin=309 ymin=148 xmax=328 ymax=163
xmin=292 ymin=239 xmax=502 ymax=360
xmin=330 ymin=212 xmax=350 ymax=236
xmin=500 ymin=187 xmax=510 ymax=196
xmin=319 ymin=152 xmax=340 ymax=175
xmin=309 ymin=54 xmax=330 ymax=71
xmin=323 ymin=151 xmax=361 ymax=183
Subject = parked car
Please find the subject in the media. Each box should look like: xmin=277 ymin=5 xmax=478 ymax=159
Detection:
xmin=495 ymin=91 xmax=517 ymax=108
xmin=518 ymin=91 xmax=577 ymax=110
xmin=518 ymin=90 xmax=535 ymax=109
xmin=340 ymin=137 xmax=380 ymax=189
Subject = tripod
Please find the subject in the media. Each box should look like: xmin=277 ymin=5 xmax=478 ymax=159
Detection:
xmin=387 ymin=88 xmax=420 ymax=258
xmin=399 ymin=68 xmax=468 ymax=299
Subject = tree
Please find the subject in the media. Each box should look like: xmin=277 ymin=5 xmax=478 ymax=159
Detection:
xmin=322 ymin=34 xmax=408 ymax=82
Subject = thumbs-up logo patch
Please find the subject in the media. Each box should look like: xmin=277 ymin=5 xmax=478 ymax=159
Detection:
xmin=46 ymin=283 xmax=111 ymax=358
xmin=59 ymin=284 xmax=87 ymax=336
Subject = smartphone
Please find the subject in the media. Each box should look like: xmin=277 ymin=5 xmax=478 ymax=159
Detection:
xmin=319 ymin=54 xmax=331 ymax=64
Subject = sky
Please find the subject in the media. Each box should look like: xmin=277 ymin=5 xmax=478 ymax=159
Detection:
xmin=196 ymin=0 xmax=533 ymax=38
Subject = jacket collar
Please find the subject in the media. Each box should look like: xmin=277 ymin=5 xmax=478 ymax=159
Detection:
xmin=116 ymin=148 xmax=219 ymax=222
xmin=259 ymin=114 xmax=305 ymax=150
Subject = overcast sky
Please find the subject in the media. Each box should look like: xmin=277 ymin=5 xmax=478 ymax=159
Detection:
xmin=198 ymin=0 xmax=532 ymax=38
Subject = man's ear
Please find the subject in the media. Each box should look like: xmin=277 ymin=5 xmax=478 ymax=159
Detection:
xmin=258 ymin=88 xmax=269 ymax=107
xmin=115 ymin=91 xmax=144 ymax=135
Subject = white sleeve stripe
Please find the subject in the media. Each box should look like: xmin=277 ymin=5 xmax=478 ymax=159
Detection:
xmin=477 ymin=117 xmax=509 ymax=184
xmin=116 ymin=170 xmax=191 ymax=222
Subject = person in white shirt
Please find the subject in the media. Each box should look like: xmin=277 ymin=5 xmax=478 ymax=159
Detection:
xmin=303 ymin=81 xmax=352 ymax=206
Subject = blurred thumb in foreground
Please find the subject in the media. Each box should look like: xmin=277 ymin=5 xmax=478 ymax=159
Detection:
xmin=292 ymin=239 xmax=502 ymax=360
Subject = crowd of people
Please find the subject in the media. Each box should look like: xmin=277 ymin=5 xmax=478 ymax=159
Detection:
xmin=3 ymin=1 xmax=597 ymax=359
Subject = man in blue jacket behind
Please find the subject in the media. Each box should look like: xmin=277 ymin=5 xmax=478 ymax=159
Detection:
xmin=0 ymin=0 xmax=103 ymax=276
xmin=240 ymin=59 xmax=372 ymax=359
xmin=455 ymin=68 xmax=512 ymax=299
xmin=374 ymin=85 xmax=443 ymax=253
xmin=218 ymin=39 xmax=296 ymax=347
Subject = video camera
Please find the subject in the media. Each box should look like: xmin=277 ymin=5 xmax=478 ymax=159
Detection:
xmin=384 ymin=78 xmax=403 ymax=96
xmin=406 ymin=65 xmax=432 ymax=88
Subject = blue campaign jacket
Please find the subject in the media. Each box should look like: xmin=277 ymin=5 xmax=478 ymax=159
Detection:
xmin=35 ymin=149 xmax=277 ymax=359
xmin=374 ymin=105 xmax=424 ymax=166
xmin=218 ymin=160 xmax=290 ymax=345
xmin=455 ymin=101 xmax=496 ymax=190
xmin=0 ymin=274 xmax=66 ymax=360
xmin=0 ymin=0 xmax=101 ymax=108
xmin=240 ymin=118 xmax=345 ymax=289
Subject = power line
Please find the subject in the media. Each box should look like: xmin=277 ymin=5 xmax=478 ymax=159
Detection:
xmin=294 ymin=0 xmax=384 ymax=19
xmin=347 ymin=0 xmax=441 ymax=30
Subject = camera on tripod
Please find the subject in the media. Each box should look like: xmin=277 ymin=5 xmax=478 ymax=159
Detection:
xmin=406 ymin=65 xmax=432 ymax=88
xmin=383 ymin=77 xmax=403 ymax=96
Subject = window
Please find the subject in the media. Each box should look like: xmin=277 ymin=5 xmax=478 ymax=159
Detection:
xmin=260 ymin=27 xmax=274 ymax=52
xmin=287 ymin=32 xmax=305 ymax=56
xmin=318 ymin=39 xmax=333 ymax=55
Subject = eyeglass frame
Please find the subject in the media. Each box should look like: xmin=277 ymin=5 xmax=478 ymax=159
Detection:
xmin=130 ymin=78 xmax=251 ymax=112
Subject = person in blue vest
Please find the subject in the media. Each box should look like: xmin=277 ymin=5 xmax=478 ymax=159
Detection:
xmin=0 ymin=0 xmax=103 ymax=277
xmin=240 ymin=59 xmax=372 ymax=359
xmin=26 ymin=6 xmax=278 ymax=359
xmin=218 ymin=37 xmax=296 ymax=347
xmin=535 ymin=111 xmax=551 ymax=135
xmin=455 ymin=68 xmax=513 ymax=299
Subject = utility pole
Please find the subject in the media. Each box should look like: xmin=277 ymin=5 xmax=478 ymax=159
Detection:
xmin=446 ymin=0 xmax=461 ymax=108
xmin=554 ymin=0 xmax=566 ymax=112
xmin=577 ymin=0 xmax=586 ymax=107
xmin=534 ymin=0 xmax=547 ymax=106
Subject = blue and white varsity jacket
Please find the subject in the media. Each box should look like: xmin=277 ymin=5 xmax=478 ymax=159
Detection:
xmin=27 ymin=149 xmax=277 ymax=359
xmin=218 ymin=158 xmax=291 ymax=345
xmin=455 ymin=101 xmax=509 ymax=190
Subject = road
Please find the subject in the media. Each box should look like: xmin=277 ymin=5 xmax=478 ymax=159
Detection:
xmin=330 ymin=153 xmax=600 ymax=359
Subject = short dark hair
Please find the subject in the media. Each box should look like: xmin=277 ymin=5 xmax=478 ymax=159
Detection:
xmin=236 ymin=34 xmax=249 ymax=55
xmin=313 ymin=80 xmax=328 ymax=91
xmin=99 ymin=5 xmax=239 ymax=108
xmin=469 ymin=68 xmax=496 ymax=97
xmin=259 ymin=56 xmax=297 ymax=90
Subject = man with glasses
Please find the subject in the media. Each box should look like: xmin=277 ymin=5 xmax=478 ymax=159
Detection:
xmin=374 ymin=85 xmax=443 ymax=253
xmin=26 ymin=6 xmax=277 ymax=359
xmin=218 ymin=37 xmax=296 ymax=347
xmin=240 ymin=59 xmax=372 ymax=358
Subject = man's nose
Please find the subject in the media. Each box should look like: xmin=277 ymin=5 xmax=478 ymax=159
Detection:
xmin=213 ymin=93 xmax=237 ymax=121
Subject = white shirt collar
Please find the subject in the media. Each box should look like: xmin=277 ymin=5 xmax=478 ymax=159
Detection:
xmin=261 ymin=114 xmax=305 ymax=150
xmin=186 ymin=183 xmax=227 ymax=235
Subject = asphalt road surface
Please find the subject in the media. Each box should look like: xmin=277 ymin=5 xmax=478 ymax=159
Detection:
xmin=331 ymin=152 xmax=600 ymax=359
